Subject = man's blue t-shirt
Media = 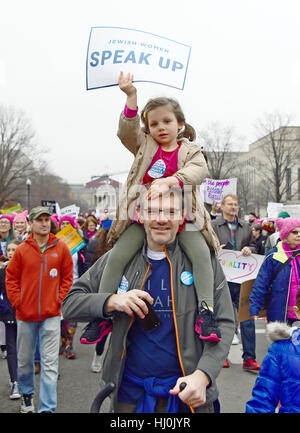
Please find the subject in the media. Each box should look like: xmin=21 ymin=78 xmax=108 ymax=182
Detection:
xmin=118 ymin=249 xmax=182 ymax=404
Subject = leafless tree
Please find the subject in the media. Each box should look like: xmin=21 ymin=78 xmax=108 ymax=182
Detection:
xmin=253 ymin=112 xmax=300 ymax=203
xmin=0 ymin=105 xmax=43 ymax=207
xmin=198 ymin=122 xmax=244 ymax=179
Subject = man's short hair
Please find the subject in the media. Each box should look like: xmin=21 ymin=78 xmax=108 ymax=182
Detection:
xmin=221 ymin=194 xmax=239 ymax=206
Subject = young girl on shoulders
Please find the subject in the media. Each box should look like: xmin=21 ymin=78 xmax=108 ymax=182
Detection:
xmin=80 ymin=72 xmax=221 ymax=347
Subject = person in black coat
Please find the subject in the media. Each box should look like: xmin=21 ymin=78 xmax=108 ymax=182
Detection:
xmin=0 ymin=239 xmax=22 ymax=399
xmin=251 ymin=223 xmax=266 ymax=255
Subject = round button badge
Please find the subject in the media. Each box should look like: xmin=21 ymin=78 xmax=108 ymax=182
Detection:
xmin=147 ymin=159 xmax=166 ymax=179
xmin=180 ymin=271 xmax=194 ymax=286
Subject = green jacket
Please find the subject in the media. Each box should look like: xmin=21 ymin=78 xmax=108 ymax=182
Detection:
xmin=62 ymin=238 xmax=234 ymax=412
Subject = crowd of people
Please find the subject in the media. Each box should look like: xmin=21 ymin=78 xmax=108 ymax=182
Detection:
xmin=0 ymin=71 xmax=299 ymax=414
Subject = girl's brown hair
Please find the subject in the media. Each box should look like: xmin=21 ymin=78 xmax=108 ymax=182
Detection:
xmin=7 ymin=239 xmax=22 ymax=248
xmin=140 ymin=97 xmax=196 ymax=141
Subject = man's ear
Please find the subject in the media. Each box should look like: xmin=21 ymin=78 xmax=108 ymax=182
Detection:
xmin=136 ymin=205 xmax=144 ymax=225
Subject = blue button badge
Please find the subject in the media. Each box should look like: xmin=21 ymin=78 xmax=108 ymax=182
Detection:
xmin=180 ymin=271 xmax=194 ymax=286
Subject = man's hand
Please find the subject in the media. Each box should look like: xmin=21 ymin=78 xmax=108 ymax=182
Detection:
xmin=106 ymin=289 xmax=154 ymax=319
xmin=241 ymin=247 xmax=251 ymax=256
xmin=211 ymin=200 xmax=220 ymax=215
xmin=169 ymin=370 xmax=210 ymax=408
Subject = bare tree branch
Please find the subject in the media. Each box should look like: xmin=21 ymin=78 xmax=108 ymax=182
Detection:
xmin=198 ymin=122 xmax=244 ymax=179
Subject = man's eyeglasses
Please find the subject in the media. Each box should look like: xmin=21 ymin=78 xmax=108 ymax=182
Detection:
xmin=142 ymin=208 xmax=183 ymax=219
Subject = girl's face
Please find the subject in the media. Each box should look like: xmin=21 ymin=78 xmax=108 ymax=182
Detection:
xmin=7 ymin=243 xmax=18 ymax=260
xmin=60 ymin=221 xmax=71 ymax=231
xmin=286 ymin=226 xmax=300 ymax=249
xmin=147 ymin=105 xmax=184 ymax=150
xmin=14 ymin=219 xmax=26 ymax=233
xmin=87 ymin=221 xmax=96 ymax=232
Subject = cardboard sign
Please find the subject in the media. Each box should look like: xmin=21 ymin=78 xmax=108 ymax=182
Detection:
xmin=86 ymin=26 xmax=191 ymax=90
xmin=238 ymin=279 xmax=267 ymax=322
xmin=56 ymin=225 xmax=85 ymax=255
xmin=200 ymin=178 xmax=237 ymax=205
xmin=218 ymin=249 xmax=265 ymax=284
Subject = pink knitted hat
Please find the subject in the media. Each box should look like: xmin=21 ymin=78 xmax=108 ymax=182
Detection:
xmin=13 ymin=210 xmax=28 ymax=222
xmin=276 ymin=217 xmax=300 ymax=240
xmin=0 ymin=214 xmax=14 ymax=225
xmin=59 ymin=215 xmax=78 ymax=228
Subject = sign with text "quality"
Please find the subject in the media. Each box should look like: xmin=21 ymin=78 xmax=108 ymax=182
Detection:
xmin=86 ymin=27 xmax=191 ymax=91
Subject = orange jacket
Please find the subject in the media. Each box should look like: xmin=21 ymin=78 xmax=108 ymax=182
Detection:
xmin=6 ymin=233 xmax=73 ymax=321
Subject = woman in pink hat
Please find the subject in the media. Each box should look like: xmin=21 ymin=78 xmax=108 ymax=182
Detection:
xmin=250 ymin=217 xmax=300 ymax=325
xmin=12 ymin=210 xmax=30 ymax=241
xmin=0 ymin=215 xmax=14 ymax=258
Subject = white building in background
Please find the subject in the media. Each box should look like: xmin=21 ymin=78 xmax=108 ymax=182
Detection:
xmin=69 ymin=173 xmax=128 ymax=215
xmin=236 ymin=127 xmax=300 ymax=215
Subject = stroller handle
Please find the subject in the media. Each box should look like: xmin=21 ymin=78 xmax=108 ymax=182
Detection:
xmin=90 ymin=382 xmax=116 ymax=413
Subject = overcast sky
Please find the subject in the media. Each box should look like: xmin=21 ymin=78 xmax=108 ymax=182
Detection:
xmin=1 ymin=0 xmax=300 ymax=185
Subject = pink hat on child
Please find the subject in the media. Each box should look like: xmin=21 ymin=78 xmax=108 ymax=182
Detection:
xmin=276 ymin=217 xmax=300 ymax=241
xmin=59 ymin=215 xmax=78 ymax=228
xmin=13 ymin=210 xmax=28 ymax=222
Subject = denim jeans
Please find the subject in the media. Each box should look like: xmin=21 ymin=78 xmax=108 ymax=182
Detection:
xmin=17 ymin=316 xmax=61 ymax=412
xmin=228 ymin=282 xmax=256 ymax=361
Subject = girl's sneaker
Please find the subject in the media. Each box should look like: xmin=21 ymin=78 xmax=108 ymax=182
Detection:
xmin=195 ymin=301 xmax=222 ymax=343
xmin=10 ymin=381 xmax=21 ymax=400
xmin=80 ymin=319 xmax=113 ymax=345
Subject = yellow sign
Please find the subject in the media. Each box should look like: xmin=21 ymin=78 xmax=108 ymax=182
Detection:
xmin=0 ymin=204 xmax=23 ymax=215
xmin=56 ymin=225 xmax=85 ymax=255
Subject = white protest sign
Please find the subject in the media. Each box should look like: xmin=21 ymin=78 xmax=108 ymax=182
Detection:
xmin=60 ymin=204 xmax=80 ymax=218
xmin=218 ymin=249 xmax=264 ymax=284
xmin=267 ymin=202 xmax=283 ymax=219
xmin=200 ymin=178 xmax=237 ymax=205
xmin=86 ymin=27 xmax=191 ymax=90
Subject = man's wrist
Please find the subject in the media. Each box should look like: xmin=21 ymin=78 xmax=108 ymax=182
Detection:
xmin=197 ymin=369 xmax=212 ymax=388
xmin=104 ymin=294 xmax=116 ymax=316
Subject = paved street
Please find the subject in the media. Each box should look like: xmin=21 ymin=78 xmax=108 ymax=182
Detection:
xmin=0 ymin=319 xmax=269 ymax=414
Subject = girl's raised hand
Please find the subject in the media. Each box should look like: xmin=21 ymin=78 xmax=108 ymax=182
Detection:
xmin=118 ymin=71 xmax=136 ymax=97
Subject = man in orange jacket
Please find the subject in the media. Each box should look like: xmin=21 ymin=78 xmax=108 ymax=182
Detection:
xmin=6 ymin=206 xmax=73 ymax=413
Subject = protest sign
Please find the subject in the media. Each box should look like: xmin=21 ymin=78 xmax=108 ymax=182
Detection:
xmin=238 ymin=279 xmax=267 ymax=322
xmin=267 ymin=202 xmax=283 ymax=219
xmin=41 ymin=200 xmax=57 ymax=215
xmin=56 ymin=225 xmax=85 ymax=255
xmin=200 ymin=178 xmax=237 ymax=205
xmin=86 ymin=26 xmax=191 ymax=90
xmin=0 ymin=204 xmax=23 ymax=215
xmin=60 ymin=204 xmax=80 ymax=218
xmin=218 ymin=249 xmax=264 ymax=284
